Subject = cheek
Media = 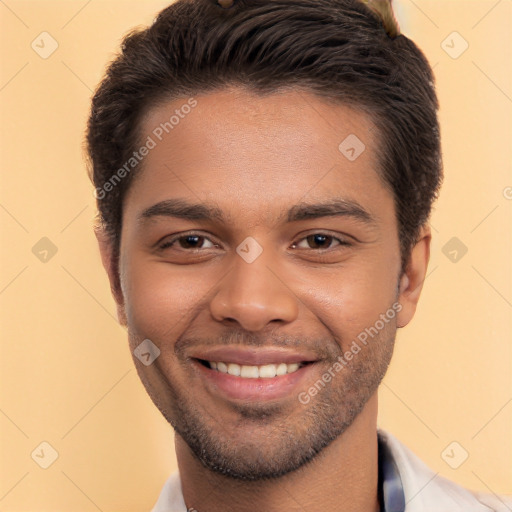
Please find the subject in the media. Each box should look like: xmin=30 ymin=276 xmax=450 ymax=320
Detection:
xmin=121 ymin=255 xmax=214 ymax=343
xmin=299 ymin=256 xmax=399 ymax=345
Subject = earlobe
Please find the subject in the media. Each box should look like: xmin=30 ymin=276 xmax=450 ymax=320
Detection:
xmin=94 ymin=225 xmax=127 ymax=326
xmin=396 ymin=225 xmax=431 ymax=329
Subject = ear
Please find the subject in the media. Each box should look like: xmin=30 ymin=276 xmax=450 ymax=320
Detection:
xmin=396 ymin=225 xmax=431 ymax=329
xmin=95 ymin=225 xmax=127 ymax=326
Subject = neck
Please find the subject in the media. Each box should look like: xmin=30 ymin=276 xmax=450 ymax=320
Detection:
xmin=175 ymin=393 xmax=380 ymax=512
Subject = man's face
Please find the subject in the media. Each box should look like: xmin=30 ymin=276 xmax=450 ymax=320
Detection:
xmin=117 ymin=88 xmax=405 ymax=479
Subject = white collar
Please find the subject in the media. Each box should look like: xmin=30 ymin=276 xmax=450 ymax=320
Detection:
xmin=150 ymin=429 xmax=511 ymax=512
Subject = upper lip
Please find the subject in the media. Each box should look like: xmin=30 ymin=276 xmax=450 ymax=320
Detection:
xmin=189 ymin=347 xmax=319 ymax=366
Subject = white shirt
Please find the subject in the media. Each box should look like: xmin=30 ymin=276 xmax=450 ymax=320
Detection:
xmin=150 ymin=429 xmax=512 ymax=512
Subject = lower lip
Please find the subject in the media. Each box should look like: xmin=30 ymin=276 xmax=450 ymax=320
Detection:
xmin=193 ymin=360 xmax=316 ymax=402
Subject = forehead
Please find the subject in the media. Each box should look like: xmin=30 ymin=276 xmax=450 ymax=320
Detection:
xmin=125 ymin=87 xmax=391 ymax=224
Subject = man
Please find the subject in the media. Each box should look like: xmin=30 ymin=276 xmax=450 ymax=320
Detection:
xmin=86 ymin=0 xmax=511 ymax=510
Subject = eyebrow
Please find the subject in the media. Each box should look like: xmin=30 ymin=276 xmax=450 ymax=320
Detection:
xmin=139 ymin=199 xmax=224 ymax=223
xmin=286 ymin=199 xmax=375 ymax=225
xmin=138 ymin=198 xmax=376 ymax=226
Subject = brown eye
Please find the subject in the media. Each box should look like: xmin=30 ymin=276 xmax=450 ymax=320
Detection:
xmin=178 ymin=235 xmax=206 ymax=249
xmin=159 ymin=233 xmax=217 ymax=250
xmin=293 ymin=233 xmax=344 ymax=250
xmin=307 ymin=234 xmax=334 ymax=249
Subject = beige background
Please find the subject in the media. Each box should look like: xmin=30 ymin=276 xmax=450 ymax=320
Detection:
xmin=0 ymin=1 xmax=511 ymax=510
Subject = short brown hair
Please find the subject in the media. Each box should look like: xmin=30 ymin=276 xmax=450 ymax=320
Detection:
xmin=86 ymin=0 xmax=442 ymax=269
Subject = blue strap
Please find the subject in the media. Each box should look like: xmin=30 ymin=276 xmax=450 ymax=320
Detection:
xmin=378 ymin=432 xmax=406 ymax=512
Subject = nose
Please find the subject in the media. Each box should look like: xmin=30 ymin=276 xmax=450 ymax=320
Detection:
xmin=209 ymin=249 xmax=299 ymax=332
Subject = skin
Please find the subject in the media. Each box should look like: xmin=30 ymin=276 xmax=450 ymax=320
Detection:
xmin=97 ymin=87 xmax=430 ymax=512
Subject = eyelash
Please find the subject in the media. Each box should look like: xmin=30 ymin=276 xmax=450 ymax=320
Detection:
xmin=158 ymin=233 xmax=218 ymax=251
xmin=157 ymin=231 xmax=351 ymax=251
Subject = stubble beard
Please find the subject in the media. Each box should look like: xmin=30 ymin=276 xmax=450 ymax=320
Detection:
xmin=136 ymin=322 xmax=397 ymax=481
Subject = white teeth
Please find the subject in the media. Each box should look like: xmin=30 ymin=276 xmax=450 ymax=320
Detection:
xmin=287 ymin=363 xmax=299 ymax=373
xmin=241 ymin=365 xmax=259 ymax=378
xmin=276 ymin=363 xmax=288 ymax=376
xmin=227 ymin=363 xmax=241 ymax=376
xmin=258 ymin=364 xmax=277 ymax=378
xmin=206 ymin=360 xmax=303 ymax=378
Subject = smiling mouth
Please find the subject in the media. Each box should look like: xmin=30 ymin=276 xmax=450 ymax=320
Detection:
xmin=196 ymin=359 xmax=312 ymax=379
